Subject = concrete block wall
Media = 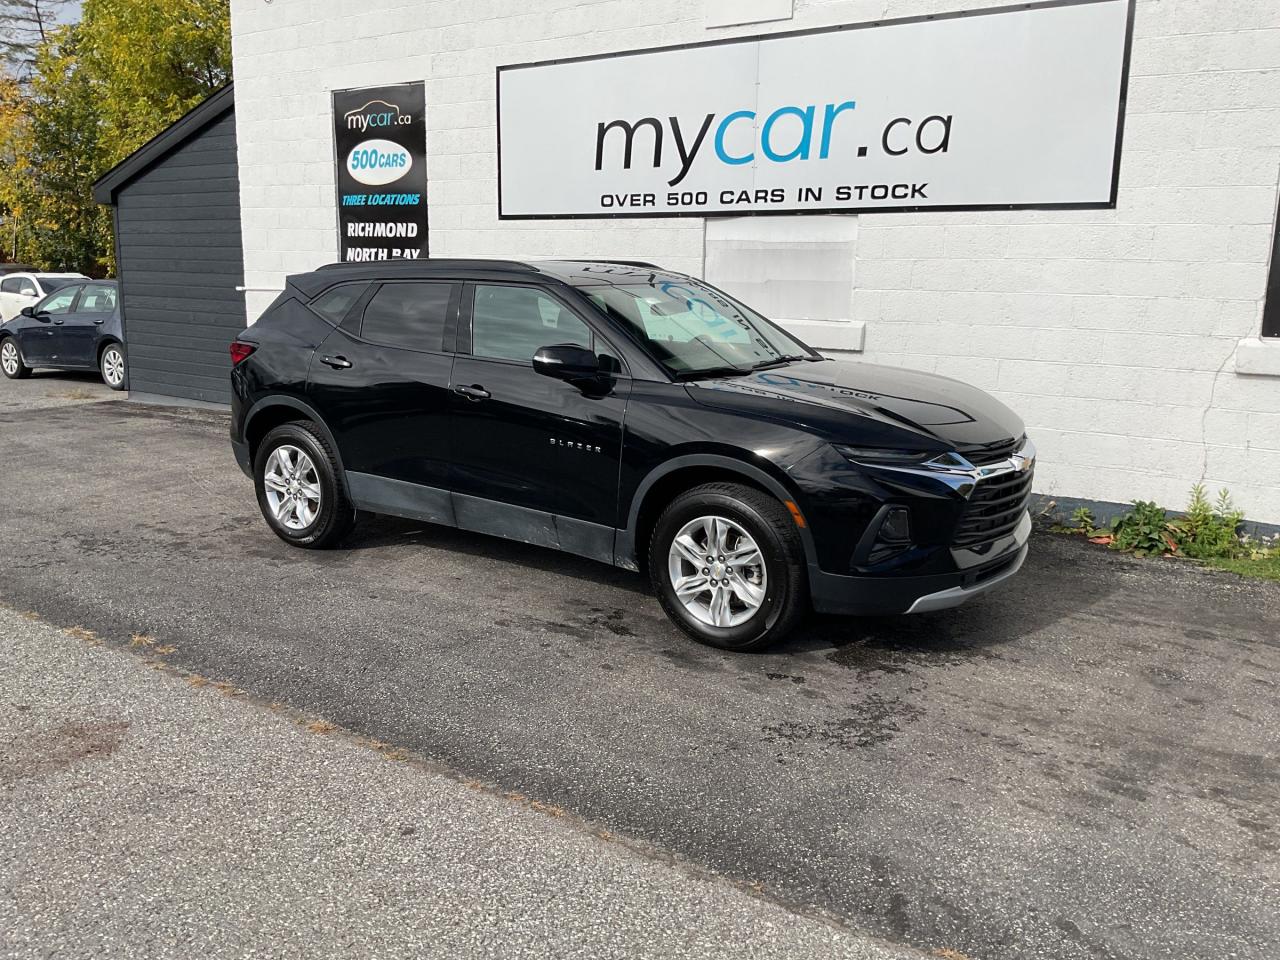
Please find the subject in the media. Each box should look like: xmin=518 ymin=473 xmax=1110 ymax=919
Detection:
xmin=230 ymin=0 xmax=1280 ymax=523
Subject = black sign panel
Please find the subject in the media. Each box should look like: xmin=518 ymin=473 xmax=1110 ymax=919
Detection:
xmin=332 ymin=82 xmax=428 ymax=261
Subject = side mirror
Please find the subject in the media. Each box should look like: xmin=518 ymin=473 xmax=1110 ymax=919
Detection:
xmin=532 ymin=344 xmax=601 ymax=381
xmin=19 ymin=306 xmax=36 ymax=318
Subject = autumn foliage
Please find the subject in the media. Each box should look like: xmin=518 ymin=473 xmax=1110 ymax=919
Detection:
xmin=0 ymin=0 xmax=231 ymax=274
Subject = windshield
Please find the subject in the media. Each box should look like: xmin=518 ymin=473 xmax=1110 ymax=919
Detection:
xmin=582 ymin=278 xmax=813 ymax=377
xmin=38 ymin=277 xmax=79 ymax=293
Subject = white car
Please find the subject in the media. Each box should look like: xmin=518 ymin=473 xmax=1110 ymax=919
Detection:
xmin=0 ymin=272 xmax=89 ymax=323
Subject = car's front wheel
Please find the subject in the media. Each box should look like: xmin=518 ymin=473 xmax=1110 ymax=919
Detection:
xmin=99 ymin=343 xmax=127 ymax=390
xmin=1 ymin=338 xmax=31 ymax=379
xmin=254 ymin=422 xmax=356 ymax=548
xmin=649 ymin=482 xmax=807 ymax=651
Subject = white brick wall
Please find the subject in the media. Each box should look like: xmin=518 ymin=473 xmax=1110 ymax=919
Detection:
xmin=230 ymin=0 xmax=1280 ymax=524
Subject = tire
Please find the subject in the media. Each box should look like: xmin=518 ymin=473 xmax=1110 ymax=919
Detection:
xmin=253 ymin=421 xmax=356 ymax=549
xmin=648 ymin=482 xmax=807 ymax=651
xmin=99 ymin=342 xmax=127 ymax=390
xmin=1 ymin=337 xmax=31 ymax=379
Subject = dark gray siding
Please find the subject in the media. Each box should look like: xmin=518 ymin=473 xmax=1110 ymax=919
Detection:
xmin=114 ymin=109 xmax=242 ymax=405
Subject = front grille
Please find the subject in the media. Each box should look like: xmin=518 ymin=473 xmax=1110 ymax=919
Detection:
xmin=953 ymin=467 xmax=1034 ymax=546
xmin=958 ymin=435 xmax=1024 ymax=466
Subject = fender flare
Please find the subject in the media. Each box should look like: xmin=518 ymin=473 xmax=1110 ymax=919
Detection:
xmin=242 ymin=395 xmax=348 ymax=480
xmin=615 ymin=453 xmax=819 ymax=571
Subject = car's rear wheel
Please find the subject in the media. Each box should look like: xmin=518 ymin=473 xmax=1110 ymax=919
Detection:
xmin=99 ymin=343 xmax=127 ymax=390
xmin=1 ymin=338 xmax=31 ymax=379
xmin=649 ymin=482 xmax=807 ymax=651
xmin=254 ymin=422 xmax=355 ymax=548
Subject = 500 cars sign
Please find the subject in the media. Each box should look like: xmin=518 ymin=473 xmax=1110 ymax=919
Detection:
xmin=333 ymin=82 xmax=428 ymax=260
xmin=497 ymin=0 xmax=1133 ymax=218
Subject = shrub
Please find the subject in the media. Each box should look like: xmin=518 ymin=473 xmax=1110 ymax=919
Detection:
xmin=1069 ymin=506 xmax=1099 ymax=537
xmin=1174 ymin=485 xmax=1245 ymax=560
xmin=1110 ymin=500 xmax=1178 ymax=557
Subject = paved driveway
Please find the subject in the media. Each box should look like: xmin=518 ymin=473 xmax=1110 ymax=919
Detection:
xmin=1 ymin=388 xmax=1277 ymax=960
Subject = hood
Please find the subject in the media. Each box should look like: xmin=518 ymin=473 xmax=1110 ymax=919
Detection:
xmin=684 ymin=358 xmax=1024 ymax=452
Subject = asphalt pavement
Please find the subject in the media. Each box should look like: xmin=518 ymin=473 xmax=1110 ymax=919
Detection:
xmin=0 ymin=377 xmax=1277 ymax=959
xmin=0 ymin=605 xmax=916 ymax=959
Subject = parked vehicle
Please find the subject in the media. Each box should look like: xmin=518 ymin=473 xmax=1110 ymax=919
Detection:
xmin=0 ymin=280 xmax=127 ymax=390
xmin=229 ymin=259 xmax=1034 ymax=650
xmin=0 ymin=271 xmax=88 ymax=322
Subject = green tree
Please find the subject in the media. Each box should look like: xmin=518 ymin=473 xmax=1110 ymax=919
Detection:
xmin=2 ymin=29 xmax=107 ymax=273
xmin=2 ymin=0 xmax=230 ymax=273
xmin=0 ymin=69 xmax=27 ymax=260
xmin=79 ymin=0 xmax=231 ymax=166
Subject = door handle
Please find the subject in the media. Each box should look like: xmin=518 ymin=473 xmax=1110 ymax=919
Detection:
xmin=454 ymin=384 xmax=490 ymax=401
xmin=93 ymin=318 xmax=105 ymax=325
xmin=320 ymin=355 xmax=352 ymax=370
xmin=53 ymin=319 xmax=64 ymax=325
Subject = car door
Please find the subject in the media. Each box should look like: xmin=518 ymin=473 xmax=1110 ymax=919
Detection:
xmin=448 ymin=282 xmax=631 ymax=558
xmin=17 ymin=284 xmax=80 ymax=365
xmin=59 ymin=282 xmax=117 ymax=366
xmin=0 ymin=275 xmax=39 ymax=322
xmin=306 ymin=279 xmax=459 ymax=517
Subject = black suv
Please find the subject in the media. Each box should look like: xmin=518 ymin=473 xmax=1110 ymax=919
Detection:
xmin=230 ymin=259 xmax=1034 ymax=650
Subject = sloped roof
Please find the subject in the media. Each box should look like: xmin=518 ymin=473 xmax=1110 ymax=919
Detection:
xmin=92 ymin=84 xmax=234 ymax=205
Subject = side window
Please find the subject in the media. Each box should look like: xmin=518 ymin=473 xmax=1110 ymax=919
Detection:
xmin=309 ymin=282 xmax=368 ymax=325
xmin=73 ymin=283 xmax=117 ymax=313
xmin=38 ymin=287 xmax=79 ymax=315
xmin=359 ymin=281 xmax=454 ymax=352
xmin=1 ymin=276 xmax=36 ymax=296
xmin=471 ymin=285 xmax=592 ymax=363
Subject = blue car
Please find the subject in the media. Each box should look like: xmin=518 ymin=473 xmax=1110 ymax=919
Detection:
xmin=0 ymin=279 xmax=127 ymax=390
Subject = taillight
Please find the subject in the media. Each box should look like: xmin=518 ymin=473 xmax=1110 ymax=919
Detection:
xmin=229 ymin=342 xmax=257 ymax=366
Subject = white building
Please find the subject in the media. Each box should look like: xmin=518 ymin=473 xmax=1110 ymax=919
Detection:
xmin=227 ymin=0 xmax=1280 ymax=525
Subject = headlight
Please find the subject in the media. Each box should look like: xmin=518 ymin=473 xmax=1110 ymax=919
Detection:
xmin=835 ymin=445 xmax=936 ymax=466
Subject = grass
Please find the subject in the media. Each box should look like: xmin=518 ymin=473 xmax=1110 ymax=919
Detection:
xmin=1049 ymin=525 xmax=1280 ymax=582
xmin=1201 ymin=553 xmax=1280 ymax=582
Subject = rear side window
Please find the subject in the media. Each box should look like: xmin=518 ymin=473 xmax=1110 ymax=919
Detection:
xmin=309 ymin=282 xmax=368 ymax=324
xmin=74 ymin=283 xmax=117 ymax=313
xmin=359 ymin=282 xmax=454 ymax=352
xmin=471 ymin=284 xmax=592 ymax=363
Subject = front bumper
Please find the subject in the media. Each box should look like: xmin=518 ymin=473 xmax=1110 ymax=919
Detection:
xmin=809 ymin=510 xmax=1031 ymax=616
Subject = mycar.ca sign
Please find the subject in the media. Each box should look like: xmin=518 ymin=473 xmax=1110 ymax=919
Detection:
xmin=497 ymin=0 xmax=1134 ymax=219
xmin=332 ymin=82 xmax=428 ymax=260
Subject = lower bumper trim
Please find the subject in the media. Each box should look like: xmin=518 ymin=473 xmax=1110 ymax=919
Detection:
xmin=808 ymin=510 xmax=1031 ymax=616
xmin=904 ymin=542 xmax=1028 ymax=614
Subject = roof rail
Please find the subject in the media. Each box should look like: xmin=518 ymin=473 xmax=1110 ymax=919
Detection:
xmin=562 ymin=259 xmax=661 ymax=269
xmin=314 ymin=258 xmax=538 ymax=272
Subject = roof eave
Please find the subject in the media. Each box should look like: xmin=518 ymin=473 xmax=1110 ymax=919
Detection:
xmin=92 ymin=84 xmax=235 ymax=205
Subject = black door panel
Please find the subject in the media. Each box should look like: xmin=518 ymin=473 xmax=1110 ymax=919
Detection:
xmin=448 ymin=282 xmax=630 ymax=529
xmin=307 ymin=326 xmax=454 ymax=488
xmin=447 ymin=357 xmax=630 ymax=521
xmin=61 ymin=282 xmax=118 ymax=366
xmin=306 ymin=281 xmax=459 ymax=489
xmin=20 ymin=285 xmax=78 ymax=364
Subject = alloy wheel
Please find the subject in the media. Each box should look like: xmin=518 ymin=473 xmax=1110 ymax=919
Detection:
xmin=1 ymin=341 xmax=18 ymax=376
xmin=263 ymin=444 xmax=322 ymax=530
xmin=102 ymin=346 xmax=125 ymax=386
xmin=667 ymin=515 xmax=767 ymax=628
